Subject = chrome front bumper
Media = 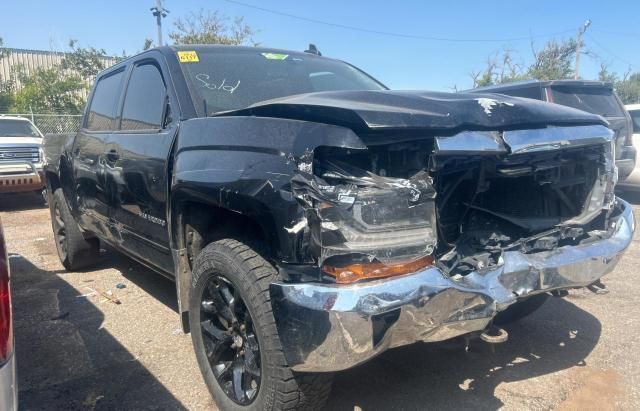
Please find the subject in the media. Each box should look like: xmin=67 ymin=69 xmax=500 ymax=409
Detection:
xmin=0 ymin=161 xmax=43 ymax=193
xmin=270 ymin=198 xmax=635 ymax=372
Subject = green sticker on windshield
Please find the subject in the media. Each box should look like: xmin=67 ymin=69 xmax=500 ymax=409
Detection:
xmin=261 ymin=52 xmax=289 ymax=60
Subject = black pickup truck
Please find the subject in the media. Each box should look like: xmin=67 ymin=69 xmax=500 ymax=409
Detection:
xmin=43 ymin=45 xmax=634 ymax=410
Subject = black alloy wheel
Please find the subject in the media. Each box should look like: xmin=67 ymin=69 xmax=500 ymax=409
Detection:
xmin=49 ymin=188 xmax=99 ymax=271
xmin=199 ymin=276 xmax=261 ymax=405
xmin=189 ymin=239 xmax=334 ymax=410
xmin=52 ymin=201 xmax=67 ymax=260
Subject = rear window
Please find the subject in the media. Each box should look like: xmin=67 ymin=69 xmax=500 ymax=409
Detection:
xmin=0 ymin=119 xmax=41 ymax=138
xmin=500 ymin=87 xmax=542 ymax=100
xmin=86 ymin=69 xmax=125 ymax=131
xmin=550 ymin=86 xmax=624 ymax=117
xmin=630 ymin=110 xmax=640 ymax=133
xmin=121 ymin=63 xmax=166 ymax=130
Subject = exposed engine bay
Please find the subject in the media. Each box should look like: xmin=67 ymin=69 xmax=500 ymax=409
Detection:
xmin=292 ymin=127 xmax=617 ymax=280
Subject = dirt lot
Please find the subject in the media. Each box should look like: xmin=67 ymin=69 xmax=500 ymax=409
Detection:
xmin=2 ymin=191 xmax=640 ymax=410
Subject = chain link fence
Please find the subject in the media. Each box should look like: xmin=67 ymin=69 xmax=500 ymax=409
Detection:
xmin=0 ymin=112 xmax=82 ymax=134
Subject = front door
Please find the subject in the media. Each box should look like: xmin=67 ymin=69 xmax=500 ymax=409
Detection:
xmin=105 ymin=58 xmax=176 ymax=274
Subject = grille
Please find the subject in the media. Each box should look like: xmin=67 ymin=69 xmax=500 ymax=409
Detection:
xmin=0 ymin=146 xmax=40 ymax=163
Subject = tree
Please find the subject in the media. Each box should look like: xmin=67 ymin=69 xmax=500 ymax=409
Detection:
xmin=0 ymin=76 xmax=14 ymax=112
xmin=12 ymin=67 xmax=85 ymax=113
xmin=60 ymin=39 xmax=107 ymax=79
xmin=616 ymin=72 xmax=640 ymax=104
xmin=0 ymin=37 xmax=14 ymax=111
xmin=597 ymin=63 xmax=618 ymax=83
xmin=0 ymin=36 xmax=8 ymax=59
xmin=470 ymin=38 xmax=582 ymax=87
xmin=595 ymin=64 xmax=640 ymax=104
xmin=143 ymin=38 xmax=154 ymax=50
xmin=8 ymin=39 xmax=114 ymax=113
xmin=169 ymin=9 xmax=255 ymax=45
xmin=470 ymin=49 xmax=528 ymax=87
xmin=527 ymin=38 xmax=578 ymax=81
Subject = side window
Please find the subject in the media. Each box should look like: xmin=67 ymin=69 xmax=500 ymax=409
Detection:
xmin=502 ymin=87 xmax=542 ymax=100
xmin=121 ymin=63 xmax=167 ymax=130
xmin=86 ymin=69 xmax=125 ymax=131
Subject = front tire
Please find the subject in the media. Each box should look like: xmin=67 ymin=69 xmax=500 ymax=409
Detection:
xmin=189 ymin=239 xmax=332 ymax=410
xmin=50 ymin=188 xmax=99 ymax=270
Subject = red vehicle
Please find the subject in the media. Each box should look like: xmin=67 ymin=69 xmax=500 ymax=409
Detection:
xmin=0 ymin=218 xmax=16 ymax=410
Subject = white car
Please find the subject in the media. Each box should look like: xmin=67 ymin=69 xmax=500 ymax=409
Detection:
xmin=0 ymin=116 xmax=45 ymax=195
xmin=618 ymin=104 xmax=640 ymax=189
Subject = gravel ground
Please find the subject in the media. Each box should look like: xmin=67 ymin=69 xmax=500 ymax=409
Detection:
xmin=2 ymin=191 xmax=640 ymax=410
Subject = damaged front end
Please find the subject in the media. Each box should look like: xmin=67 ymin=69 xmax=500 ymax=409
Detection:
xmin=291 ymin=154 xmax=437 ymax=284
xmin=271 ymin=123 xmax=634 ymax=372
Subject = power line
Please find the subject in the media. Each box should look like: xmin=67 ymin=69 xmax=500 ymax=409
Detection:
xmin=592 ymin=29 xmax=640 ymax=38
xmin=586 ymin=34 xmax=636 ymax=68
xmin=223 ymin=0 xmax=575 ymax=43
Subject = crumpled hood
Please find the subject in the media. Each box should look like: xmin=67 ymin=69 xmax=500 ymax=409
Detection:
xmin=219 ymin=90 xmax=607 ymax=134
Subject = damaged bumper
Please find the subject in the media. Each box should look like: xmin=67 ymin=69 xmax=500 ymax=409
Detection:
xmin=270 ymin=198 xmax=634 ymax=372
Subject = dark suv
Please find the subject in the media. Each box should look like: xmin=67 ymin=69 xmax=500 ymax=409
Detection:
xmin=468 ymin=80 xmax=636 ymax=180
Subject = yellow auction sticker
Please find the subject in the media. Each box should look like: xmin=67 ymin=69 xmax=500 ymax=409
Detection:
xmin=177 ymin=51 xmax=200 ymax=63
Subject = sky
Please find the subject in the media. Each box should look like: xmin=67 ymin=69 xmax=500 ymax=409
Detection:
xmin=1 ymin=0 xmax=638 ymax=91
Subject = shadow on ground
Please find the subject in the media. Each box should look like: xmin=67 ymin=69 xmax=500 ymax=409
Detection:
xmin=0 ymin=192 xmax=46 ymax=212
xmin=90 ymin=246 xmax=179 ymax=313
xmin=326 ymin=297 xmax=600 ymax=410
xmin=11 ymin=253 xmax=186 ymax=410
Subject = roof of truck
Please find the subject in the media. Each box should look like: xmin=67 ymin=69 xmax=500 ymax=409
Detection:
xmin=104 ymin=44 xmax=338 ymax=69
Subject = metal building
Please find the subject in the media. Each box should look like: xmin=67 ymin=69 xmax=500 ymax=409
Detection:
xmin=0 ymin=48 xmax=118 ymax=98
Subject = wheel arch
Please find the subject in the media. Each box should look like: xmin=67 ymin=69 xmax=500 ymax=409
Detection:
xmin=170 ymin=187 xmax=284 ymax=333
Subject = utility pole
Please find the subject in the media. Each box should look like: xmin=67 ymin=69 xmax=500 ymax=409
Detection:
xmin=150 ymin=0 xmax=169 ymax=47
xmin=574 ymin=19 xmax=591 ymax=80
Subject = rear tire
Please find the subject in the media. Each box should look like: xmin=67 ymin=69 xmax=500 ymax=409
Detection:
xmin=189 ymin=239 xmax=333 ymax=410
xmin=50 ymin=188 xmax=99 ymax=270
xmin=494 ymin=293 xmax=549 ymax=325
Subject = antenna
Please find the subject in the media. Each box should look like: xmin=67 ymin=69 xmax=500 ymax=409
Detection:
xmin=304 ymin=44 xmax=322 ymax=56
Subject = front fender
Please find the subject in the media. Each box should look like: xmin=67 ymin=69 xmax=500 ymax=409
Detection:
xmin=170 ymin=116 xmax=366 ymax=262
xmin=169 ymin=116 xmax=366 ymax=331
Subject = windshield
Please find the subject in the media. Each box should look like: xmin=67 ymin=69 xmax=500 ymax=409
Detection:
xmin=630 ymin=110 xmax=640 ymax=133
xmin=177 ymin=48 xmax=386 ymax=115
xmin=550 ymin=86 xmax=624 ymax=117
xmin=0 ymin=119 xmax=42 ymax=138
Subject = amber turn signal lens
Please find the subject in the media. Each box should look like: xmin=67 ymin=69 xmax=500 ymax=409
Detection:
xmin=322 ymin=255 xmax=434 ymax=284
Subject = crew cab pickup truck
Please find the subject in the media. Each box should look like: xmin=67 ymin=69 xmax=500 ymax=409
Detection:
xmin=0 ymin=116 xmax=45 ymax=194
xmin=43 ymin=45 xmax=634 ymax=410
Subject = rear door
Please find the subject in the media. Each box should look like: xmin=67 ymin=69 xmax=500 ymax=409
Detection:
xmin=72 ymin=68 xmax=126 ymax=238
xmin=105 ymin=54 xmax=177 ymax=274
